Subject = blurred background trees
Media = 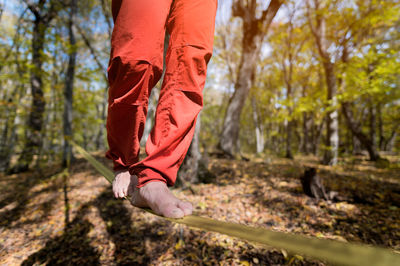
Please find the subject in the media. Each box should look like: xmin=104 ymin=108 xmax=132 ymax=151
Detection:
xmin=0 ymin=0 xmax=399 ymax=175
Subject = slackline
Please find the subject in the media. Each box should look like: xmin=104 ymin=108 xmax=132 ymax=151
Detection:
xmin=70 ymin=141 xmax=400 ymax=266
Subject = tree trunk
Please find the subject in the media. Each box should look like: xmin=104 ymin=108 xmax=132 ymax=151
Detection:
xmin=352 ymin=134 xmax=362 ymax=155
xmin=16 ymin=18 xmax=47 ymax=171
xmin=95 ymin=90 xmax=107 ymax=151
xmin=218 ymin=0 xmax=283 ymax=157
xmin=14 ymin=0 xmax=59 ymax=172
xmin=251 ymin=97 xmax=264 ymax=154
xmin=312 ymin=118 xmax=323 ymax=156
xmin=385 ymin=127 xmax=399 ymax=152
xmin=377 ymin=103 xmax=384 ymax=150
xmin=322 ymin=62 xmax=339 ymax=165
xmin=301 ymin=112 xmax=313 ymax=154
xmin=285 ymin=119 xmax=293 ymax=158
xmin=342 ymin=102 xmax=380 ymax=161
xmin=0 ymin=115 xmax=18 ymax=173
xmin=0 ymin=97 xmax=16 ymax=172
xmin=141 ymin=89 xmax=159 ymax=146
xmin=306 ymin=1 xmax=339 ymax=165
xmin=178 ymin=113 xmax=202 ymax=185
xmin=219 ymin=46 xmax=257 ymax=157
xmin=369 ymin=101 xmax=376 ymax=150
xmin=285 ymin=74 xmax=293 ymax=159
xmin=62 ymin=0 xmax=78 ymax=167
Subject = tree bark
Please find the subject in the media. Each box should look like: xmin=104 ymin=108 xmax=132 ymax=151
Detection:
xmin=1 ymin=24 xmax=27 ymax=172
xmin=62 ymin=0 xmax=78 ymax=167
xmin=301 ymin=112 xmax=313 ymax=154
xmin=369 ymin=100 xmax=376 ymax=150
xmin=385 ymin=126 xmax=399 ymax=152
xmin=312 ymin=118 xmax=323 ymax=156
xmin=377 ymin=103 xmax=384 ymax=150
xmin=14 ymin=0 xmax=60 ymax=172
xmin=280 ymin=5 xmax=302 ymax=159
xmin=306 ymin=0 xmax=339 ymax=165
xmin=321 ymin=61 xmax=339 ymax=165
xmin=0 ymin=98 xmax=16 ymax=172
xmin=178 ymin=113 xmax=202 ymax=185
xmin=140 ymin=89 xmax=159 ymax=146
xmin=251 ymin=97 xmax=264 ymax=154
xmin=342 ymin=102 xmax=380 ymax=160
xmin=352 ymin=134 xmax=362 ymax=155
xmin=218 ymin=0 xmax=283 ymax=157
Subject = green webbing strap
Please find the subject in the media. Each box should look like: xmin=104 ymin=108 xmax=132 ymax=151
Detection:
xmin=70 ymin=141 xmax=400 ymax=266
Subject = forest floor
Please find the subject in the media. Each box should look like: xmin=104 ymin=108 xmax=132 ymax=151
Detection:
xmin=0 ymin=152 xmax=399 ymax=265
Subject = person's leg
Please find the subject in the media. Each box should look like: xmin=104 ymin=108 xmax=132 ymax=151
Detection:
xmin=129 ymin=0 xmax=218 ymax=217
xmin=106 ymin=0 xmax=172 ymax=197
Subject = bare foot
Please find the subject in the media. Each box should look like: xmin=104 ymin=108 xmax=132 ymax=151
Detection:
xmin=112 ymin=170 xmax=137 ymax=198
xmin=130 ymin=181 xmax=193 ymax=218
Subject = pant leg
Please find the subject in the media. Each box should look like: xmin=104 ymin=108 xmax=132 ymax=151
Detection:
xmin=130 ymin=0 xmax=218 ymax=188
xmin=105 ymin=0 xmax=173 ymax=171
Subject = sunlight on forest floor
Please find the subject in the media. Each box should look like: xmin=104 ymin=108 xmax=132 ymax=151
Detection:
xmin=0 ymin=154 xmax=399 ymax=265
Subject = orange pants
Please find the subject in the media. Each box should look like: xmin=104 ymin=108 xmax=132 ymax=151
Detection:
xmin=105 ymin=0 xmax=217 ymax=188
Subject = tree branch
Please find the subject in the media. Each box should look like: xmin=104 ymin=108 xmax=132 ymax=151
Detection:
xmin=232 ymin=0 xmax=245 ymax=18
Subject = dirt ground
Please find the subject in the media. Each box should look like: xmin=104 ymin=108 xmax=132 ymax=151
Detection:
xmin=1 ymin=153 xmax=399 ymax=265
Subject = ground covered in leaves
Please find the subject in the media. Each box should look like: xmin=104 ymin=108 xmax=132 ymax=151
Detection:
xmin=1 ymin=153 xmax=399 ymax=265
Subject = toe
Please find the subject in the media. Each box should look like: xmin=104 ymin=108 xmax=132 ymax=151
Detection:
xmin=178 ymin=201 xmax=193 ymax=216
xmin=162 ymin=205 xmax=184 ymax=218
xmin=113 ymin=187 xmax=119 ymax=198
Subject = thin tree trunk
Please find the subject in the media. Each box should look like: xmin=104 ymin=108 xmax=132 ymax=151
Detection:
xmin=178 ymin=113 xmax=202 ymax=185
xmin=301 ymin=112 xmax=310 ymax=154
xmin=338 ymin=44 xmax=380 ymax=161
xmin=95 ymin=97 xmax=107 ymax=150
xmin=342 ymin=102 xmax=380 ymax=160
xmin=322 ymin=62 xmax=339 ymax=165
xmin=140 ymin=89 xmax=159 ymax=146
xmin=312 ymin=118 xmax=323 ymax=156
xmin=377 ymin=103 xmax=384 ymax=150
xmin=306 ymin=0 xmax=339 ymax=165
xmin=352 ymin=134 xmax=362 ymax=155
xmin=14 ymin=0 xmax=60 ymax=172
xmin=385 ymin=125 xmax=399 ymax=152
xmin=251 ymin=97 xmax=264 ymax=154
xmin=62 ymin=0 xmax=78 ymax=167
xmin=1 ymin=25 xmax=27 ymax=172
xmin=285 ymin=77 xmax=293 ymax=159
xmin=369 ymin=100 xmax=376 ymax=150
xmin=385 ymin=132 xmax=397 ymax=152
xmin=285 ymin=118 xmax=293 ymax=158
xmin=281 ymin=6 xmax=302 ymax=159
xmin=0 ymin=99 xmax=14 ymax=172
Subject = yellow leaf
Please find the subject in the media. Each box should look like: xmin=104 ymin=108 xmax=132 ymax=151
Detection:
xmin=198 ymin=202 xmax=207 ymax=210
xmin=281 ymin=249 xmax=288 ymax=258
xmin=239 ymin=261 xmax=250 ymax=266
xmin=175 ymin=239 xmax=185 ymax=250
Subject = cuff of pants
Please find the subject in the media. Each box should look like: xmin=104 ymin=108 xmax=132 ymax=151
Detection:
xmin=130 ymin=166 xmax=168 ymax=188
xmin=106 ymin=151 xmax=130 ymax=173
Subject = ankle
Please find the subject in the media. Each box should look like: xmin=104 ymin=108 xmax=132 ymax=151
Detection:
xmin=139 ymin=180 xmax=168 ymax=190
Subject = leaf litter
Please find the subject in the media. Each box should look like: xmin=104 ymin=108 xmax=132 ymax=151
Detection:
xmin=0 ymin=154 xmax=399 ymax=265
